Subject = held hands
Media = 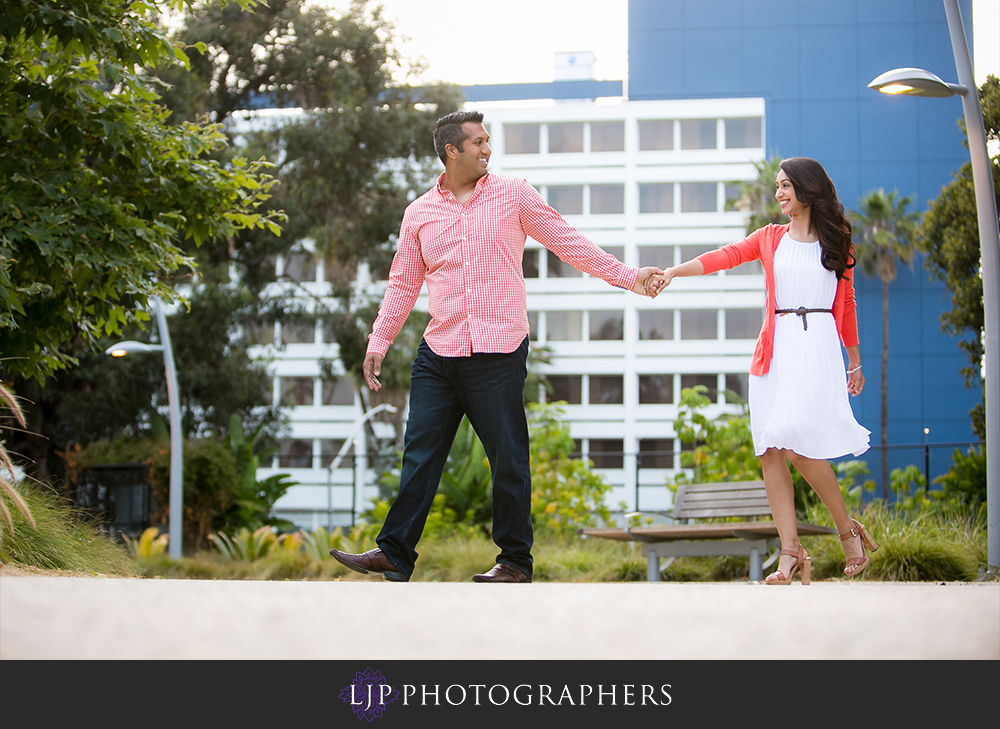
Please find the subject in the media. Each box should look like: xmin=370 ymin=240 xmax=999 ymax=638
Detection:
xmin=363 ymin=352 xmax=383 ymax=392
xmin=637 ymin=267 xmax=676 ymax=297
xmin=635 ymin=267 xmax=667 ymax=298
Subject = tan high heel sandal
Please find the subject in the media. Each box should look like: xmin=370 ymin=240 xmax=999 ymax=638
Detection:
xmin=840 ymin=519 xmax=879 ymax=577
xmin=764 ymin=545 xmax=811 ymax=585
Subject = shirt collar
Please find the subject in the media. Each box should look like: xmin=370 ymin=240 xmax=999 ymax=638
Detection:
xmin=435 ymin=171 xmax=491 ymax=202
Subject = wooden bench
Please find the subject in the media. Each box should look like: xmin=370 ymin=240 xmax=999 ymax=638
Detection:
xmin=580 ymin=480 xmax=837 ymax=582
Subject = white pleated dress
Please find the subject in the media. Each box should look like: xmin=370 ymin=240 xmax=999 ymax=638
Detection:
xmin=748 ymin=232 xmax=871 ymax=458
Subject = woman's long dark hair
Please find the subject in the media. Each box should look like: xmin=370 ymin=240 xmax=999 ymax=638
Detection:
xmin=779 ymin=157 xmax=855 ymax=279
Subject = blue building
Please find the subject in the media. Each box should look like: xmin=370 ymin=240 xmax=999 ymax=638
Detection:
xmin=626 ymin=0 xmax=982 ymax=490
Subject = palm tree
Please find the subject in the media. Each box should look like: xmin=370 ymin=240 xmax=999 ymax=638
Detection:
xmin=851 ymin=189 xmax=922 ymax=498
xmin=726 ymin=156 xmax=785 ymax=235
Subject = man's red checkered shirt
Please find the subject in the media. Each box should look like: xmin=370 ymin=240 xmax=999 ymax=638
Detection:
xmin=367 ymin=173 xmax=640 ymax=358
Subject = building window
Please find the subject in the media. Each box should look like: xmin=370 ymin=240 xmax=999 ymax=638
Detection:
xmin=639 ymin=310 xmax=674 ymax=340
xmin=639 ymin=183 xmax=674 ymax=213
xmin=278 ymin=439 xmax=313 ymax=468
xmin=280 ymin=377 xmax=314 ymax=407
xmin=639 ymin=438 xmax=674 ymax=469
xmin=280 ymin=320 xmax=315 ymax=345
xmin=589 ymin=310 xmax=623 ymax=341
xmin=601 ymin=246 xmax=624 ymax=264
xmin=548 ymin=185 xmax=584 ymax=215
xmin=548 ymin=122 xmax=584 ymax=153
xmin=725 ymin=117 xmax=762 ymax=148
xmin=527 ymin=312 xmax=538 ymax=341
xmin=680 ymin=309 xmax=718 ymax=340
xmin=725 ymin=309 xmax=763 ymax=340
xmin=545 ymin=375 xmax=582 ymax=404
xmin=245 ymin=321 xmax=274 ymax=346
xmin=681 ymin=182 xmax=718 ymax=213
xmin=590 ymin=184 xmax=624 ymax=214
xmin=725 ymin=373 xmax=749 ymax=404
xmin=591 ymin=121 xmax=624 ymax=152
xmin=589 ymin=439 xmax=623 ymax=468
xmin=322 ymin=376 xmax=355 ymax=406
xmin=546 ymin=250 xmax=583 ymax=278
xmin=523 ymin=249 xmax=539 ymax=278
xmin=638 ymin=119 xmax=674 ymax=150
xmin=590 ymin=375 xmax=623 ymax=404
xmin=638 ymin=245 xmax=674 ymax=269
xmin=320 ymin=438 xmax=351 ymax=468
xmin=680 ymin=245 xmax=716 ymax=269
xmin=505 ymin=123 xmax=540 ymax=154
xmin=546 ymin=311 xmax=583 ymax=340
xmin=639 ymin=374 xmax=673 ymax=404
xmin=680 ymin=119 xmax=717 ymax=149
xmin=681 ymin=374 xmax=718 ymax=401
xmin=283 ymin=251 xmax=316 ymax=282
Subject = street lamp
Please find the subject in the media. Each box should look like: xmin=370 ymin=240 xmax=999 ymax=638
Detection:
xmin=105 ymin=296 xmax=183 ymax=560
xmin=868 ymin=0 xmax=1000 ymax=573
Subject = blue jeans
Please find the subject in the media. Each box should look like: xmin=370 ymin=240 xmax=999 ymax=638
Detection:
xmin=376 ymin=338 xmax=533 ymax=580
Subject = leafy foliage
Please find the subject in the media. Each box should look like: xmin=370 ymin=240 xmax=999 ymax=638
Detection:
xmin=669 ymin=385 xmax=761 ymax=485
xmin=0 ymin=383 xmax=34 ymax=544
xmin=933 ymin=445 xmax=987 ymax=509
xmin=209 ymin=525 xmax=300 ymax=561
xmin=920 ymin=74 xmax=1000 ymax=439
xmin=124 ymin=526 xmax=170 ymax=559
xmin=528 ymin=402 xmax=613 ymax=535
xmin=0 ymin=0 xmax=284 ymax=381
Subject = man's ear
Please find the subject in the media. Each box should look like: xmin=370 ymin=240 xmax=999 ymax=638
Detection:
xmin=445 ymin=142 xmax=462 ymax=160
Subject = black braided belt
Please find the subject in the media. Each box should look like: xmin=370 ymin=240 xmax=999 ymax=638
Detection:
xmin=775 ymin=306 xmax=833 ymax=331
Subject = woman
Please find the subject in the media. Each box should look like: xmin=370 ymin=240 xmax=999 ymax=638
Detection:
xmin=657 ymin=157 xmax=878 ymax=584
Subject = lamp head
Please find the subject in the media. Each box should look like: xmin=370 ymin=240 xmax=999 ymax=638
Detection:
xmin=104 ymin=340 xmax=165 ymax=357
xmin=868 ymin=67 xmax=968 ymax=97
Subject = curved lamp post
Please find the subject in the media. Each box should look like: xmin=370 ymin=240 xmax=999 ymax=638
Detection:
xmin=868 ymin=0 xmax=1000 ymax=573
xmin=105 ymin=296 xmax=183 ymax=560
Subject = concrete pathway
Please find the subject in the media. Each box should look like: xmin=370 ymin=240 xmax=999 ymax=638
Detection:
xmin=2 ymin=575 xmax=997 ymax=660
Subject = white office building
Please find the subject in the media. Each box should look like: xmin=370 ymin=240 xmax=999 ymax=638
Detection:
xmin=256 ymin=89 xmax=769 ymax=529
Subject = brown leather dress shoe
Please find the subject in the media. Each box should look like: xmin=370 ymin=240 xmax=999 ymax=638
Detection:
xmin=471 ymin=563 xmax=531 ymax=583
xmin=329 ymin=547 xmax=407 ymax=582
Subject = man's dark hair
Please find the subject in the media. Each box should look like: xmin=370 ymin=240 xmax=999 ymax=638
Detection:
xmin=433 ymin=111 xmax=485 ymax=165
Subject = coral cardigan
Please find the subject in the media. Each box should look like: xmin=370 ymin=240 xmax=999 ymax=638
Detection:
xmin=696 ymin=223 xmax=859 ymax=376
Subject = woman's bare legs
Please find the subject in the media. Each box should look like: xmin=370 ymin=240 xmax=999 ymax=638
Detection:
xmin=758 ymin=448 xmax=802 ymax=579
xmin=786 ymin=452 xmax=864 ymax=566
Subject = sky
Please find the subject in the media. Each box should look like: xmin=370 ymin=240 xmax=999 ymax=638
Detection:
xmin=320 ymin=0 xmax=999 ymax=88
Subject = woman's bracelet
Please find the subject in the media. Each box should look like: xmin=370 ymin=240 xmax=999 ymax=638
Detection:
xmin=847 ymin=365 xmax=862 ymax=374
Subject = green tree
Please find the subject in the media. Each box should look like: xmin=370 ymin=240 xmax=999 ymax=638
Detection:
xmin=0 ymin=0 xmax=283 ymax=382
xmin=670 ymin=386 xmax=761 ymax=485
xmin=154 ymin=0 xmax=462 ymax=451
xmin=726 ymin=156 xmax=785 ymax=234
xmin=921 ymin=75 xmax=1000 ymax=441
xmin=851 ymin=189 xmax=922 ymax=497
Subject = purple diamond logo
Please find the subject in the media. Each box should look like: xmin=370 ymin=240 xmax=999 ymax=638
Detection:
xmin=339 ymin=667 xmax=400 ymax=721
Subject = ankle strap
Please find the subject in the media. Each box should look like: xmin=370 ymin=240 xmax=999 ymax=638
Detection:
xmin=839 ymin=526 xmax=859 ymax=541
xmin=780 ymin=548 xmax=800 ymax=557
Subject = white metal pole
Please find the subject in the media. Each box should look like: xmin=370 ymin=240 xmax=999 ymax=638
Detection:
xmin=153 ymin=296 xmax=184 ymax=560
xmin=944 ymin=0 xmax=1000 ymax=572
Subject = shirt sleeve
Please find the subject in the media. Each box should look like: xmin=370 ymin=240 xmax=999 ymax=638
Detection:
xmin=839 ymin=265 xmax=860 ymax=347
xmin=696 ymin=226 xmax=767 ymax=273
xmin=516 ymin=179 xmax=639 ymax=291
xmin=366 ymin=207 xmax=427 ymax=357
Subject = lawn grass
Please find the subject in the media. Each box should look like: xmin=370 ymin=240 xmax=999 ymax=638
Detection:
xmin=1 ymin=481 xmax=991 ymax=583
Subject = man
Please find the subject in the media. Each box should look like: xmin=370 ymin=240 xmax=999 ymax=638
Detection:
xmin=330 ymin=111 xmax=663 ymax=583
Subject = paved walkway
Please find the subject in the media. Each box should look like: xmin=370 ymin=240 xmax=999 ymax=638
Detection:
xmin=2 ymin=575 xmax=997 ymax=660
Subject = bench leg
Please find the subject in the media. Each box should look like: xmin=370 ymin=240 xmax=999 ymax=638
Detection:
xmin=749 ymin=546 xmax=762 ymax=582
xmin=647 ymin=553 xmax=661 ymax=582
